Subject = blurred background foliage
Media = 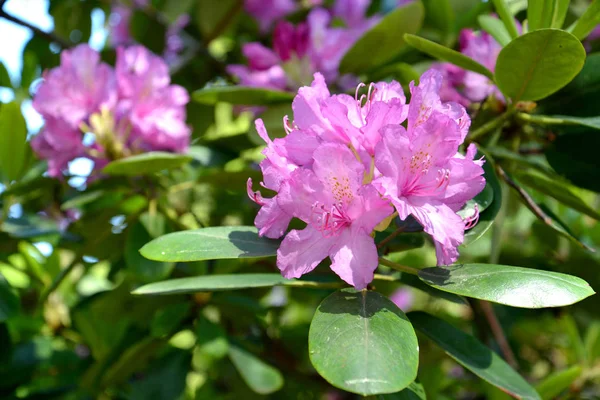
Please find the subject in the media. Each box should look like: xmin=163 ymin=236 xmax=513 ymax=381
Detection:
xmin=0 ymin=0 xmax=599 ymax=399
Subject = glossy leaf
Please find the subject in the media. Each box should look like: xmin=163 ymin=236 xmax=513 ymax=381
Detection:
xmin=140 ymin=226 xmax=279 ymax=262
xmin=569 ymin=0 xmax=600 ymax=40
xmin=309 ymin=289 xmax=419 ymax=395
xmin=491 ymin=0 xmax=519 ymax=38
xmin=0 ymin=274 xmax=19 ymax=322
xmin=495 ymin=29 xmax=586 ymax=102
xmin=535 ymin=366 xmax=582 ymax=400
xmin=463 ymin=154 xmax=502 ymax=245
xmin=418 ymin=263 xmax=595 ymax=308
xmin=339 ymin=1 xmax=424 ymax=74
xmin=478 ymin=15 xmax=512 ymax=46
xmin=0 ymin=102 xmax=29 ymax=183
xmin=404 ymin=34 xmax=494 ymax=80
xmin=409 ymin=312 xmax=541 ymax=400
xmin=193 ymin=86 xmax=294 ymax=106
xmin=228 ymin=344 xmax=284 ymax=395
xmin=103 ymin=152 xmax=192 ymax=176
xmin=513 ymin=170 xmax=600 ymax=220
xmin=133 ymin=274 xmax=290 ymax=295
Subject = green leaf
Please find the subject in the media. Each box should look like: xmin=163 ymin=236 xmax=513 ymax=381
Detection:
xmin=527 ymin=0 xmax=549 ymax=31
xmin=569 ymin=0 xmax=600 ymax=40
xmin=228 ymin=344 xmax=284 ymax=395
xmin=0 ymin=63 xmax=12 ymax=88
xmin=309 ymin=289 xmax=419 ymax=395
xmin=404 ymin=34 xmax=494 ymax=80
xmin=377 ymin=381 xmax=426 ymax=399
xmin=0 ymin=102 xmax=28 ymax=183
xmin=495 ymin=29 xmax=586 ymax=102
xmin=491 ymin=0 xmax=519 ymax=38
xmin=535 ymin=366 xmax=582 ymax=400
xmin=550 ymin=0 xmax=570 ymax=29
xmin=513 ymin=170 xmax=600 ymax=219
xmin=546 ymin=131 xmax=600 ymax=192
xmin=339 ymin=1 xmax=424 ymax=74
xmin=422 ymin=0 xmax=455 ymax=36
xmin=547 ymin=115 xmax=600 ymax=129
xmin=139 ymin=226 xmax=280 ymax=262
xmin=408 ymin=312 xmax=541 ymax=400
xmin=126 ymin=221 xmax=174 ymax=283
xmin=193 ymin=86 xmax=295 ymax=106
xmin=133 ymin=274 xmax=290 ymax=295
xmin=0 ymin=274 xmax=19 ymax=322
xmin=478 ymin=15 xmax=512 ymax=46
xmin=540 ymin=53 xmax=600 ymax=117
xmin=463 ymin=153 xmax=502 ymax=245
xmin=418 ymin=263 xmax=595 ymax=308
xmin=102 ymin=152 xmax=192 ymax=176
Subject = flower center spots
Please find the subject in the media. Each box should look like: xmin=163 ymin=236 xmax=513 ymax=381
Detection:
xmin=311 ymin=202 xmax=351 ymax=237
xmin=330 ymin=176 xmax=354 ymax=203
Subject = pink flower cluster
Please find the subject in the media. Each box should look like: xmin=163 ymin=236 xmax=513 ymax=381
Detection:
xmin=436 ymin=28 xmax=505 ymax=106
xmin=32 ymin=44 xmax=190 ymax=177
xmin=248 ymin=70 xmax=485 ymax=289
xmin=230 ymin=0 xmax=378 ymax=91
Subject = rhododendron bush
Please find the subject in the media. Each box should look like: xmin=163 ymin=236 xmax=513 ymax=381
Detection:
xmin=1 ymin=0 xmax=600 ymax=398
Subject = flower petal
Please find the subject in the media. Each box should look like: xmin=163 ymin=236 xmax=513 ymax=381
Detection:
xmin=329 ymin=227 xmax=379 ymax=290
xmin=277 ymin=226 xmax=336 ymax=279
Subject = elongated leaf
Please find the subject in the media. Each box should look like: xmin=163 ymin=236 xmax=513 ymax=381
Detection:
xmin=340 ymin=1 xmax=424 ymax=74
xmin=569 ymin=0 xmax=600 ymax=40
xmin=550 ymin=0 xmax=570 ymax=29
xmin=377 ymin=381 xmax=426 ymax=399
xmin=103 ymin=152 xmax=192 ymax=176
xmin=0 ymin=63 xmax=11 ymax=88
xmin=0 ymin=102 xmax=29 ymax=183
xmin=193 ymin=86 xmax=294 ymax=106
xmin=535 ymin=366 xmax=582 ymax=400
xmin=495 ymin=29 xmax=586 ymax=102
xmin=404 ymin=34 xmax=494 ymax=80
xmin=528 ymin=0 xmax=549 ymax=31
xmin=418 ymin=263 xmax=595 ymax=308
xmin=463 ymin=153 xmax=502 ymax=245
xmin=478 ymin=15 xmax=512 ymax=46
xmin=309 ymin=289 xmax=419 ymax=395
xmin=544 ymin=115 xmax=600 ymax=129
xmin=409 ymin=312 xmax=541 ymax=400
xmin=228 ymin=344 xmax=283 ymax=395
xmin=140 ymin=226 xmax=279 ymax=262
xmin=133 ymin=274 xmax=291 ymax=295
xmin=0 ymin=274 xmax=19 ymax=322
xmin=422 ymin=0 xmax=454 ymax=36
xmin=513 ymin=170 xmax=600 ymax=220
xmin=535 ymin=202 xmax=594 ymax=251
xmin=492 ymin=0 xmax=519 ymax=38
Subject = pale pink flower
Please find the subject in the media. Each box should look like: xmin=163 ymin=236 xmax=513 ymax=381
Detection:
xmin=390 ymin=287 xmax=414 ymax=311
xmin=31 ymin=117 xmax=86 ymax=177
xmin=459 ymin=29 xmax=504 ymax=102
xmin=33 ymin=45 xmax=117 ymax=129
xmin=244 ymin=0 xmax=298 ymax=32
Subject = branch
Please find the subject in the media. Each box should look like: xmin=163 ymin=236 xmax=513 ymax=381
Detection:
xmin=468 ymin=107 xmax=517 ymax=142
xmin=479 ymin=300 xmax=519 ymax=368
xmin=378 ymin=258 xmax=420 ymax=275
xmin=0 ymin=8 xmax=71 ymax=48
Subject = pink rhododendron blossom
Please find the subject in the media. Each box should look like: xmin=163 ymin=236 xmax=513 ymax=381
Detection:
xmin=32 ymin=44 xmax=190 ymax=177
xmin=390 ymin=287 xmax=414 ymax=311
xmin=248 ymin=70 xmax=485 ymax=288
xmin=229 ymin=4 xmax=373 ymax=91
xmin=244 ymin=0 xmax=298 ymax=32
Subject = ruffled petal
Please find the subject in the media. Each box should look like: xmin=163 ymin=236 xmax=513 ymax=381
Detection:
xmin=329 ymin=227 xmax=379 ymax=290
xmin=277 ymin=226 xmax=336 ymax=279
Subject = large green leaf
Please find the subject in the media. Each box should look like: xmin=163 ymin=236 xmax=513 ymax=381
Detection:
xmin=339 ymin=1 xmax=424 ymax=74
xmin=140 ymin=226 xmax=280 ymax=262
xmin=0 ymin=274 xmax=19 ymax=322
xmin=495 ymin=29 xmax=586 ymax=102
xmin=0 ymin=102 xmax=29 ymax=183
xmin=409 ymin=312 xmax=541 ymax=400
xmin=535 ymin=365 xmax=582 ymax=400
xmin=377 ymin=381 xmax=426 ymax=399
xmin=228 ymin=344 xmax=284 ymax=395
xmin=513 ymin=170 xmax=600 ymax=219
xmin=546 ymin=131 xmax=600 ymax=192
xmin=193 ymin=86 xmax=295 ymax=106
xmin=309 ymin=289 xmax=419 ymax=395
xmin=133 ymin=274 xmax=290 ymax=295
xmin=103 ymin=152 xmax=192 ymax=176
xmin=569 ymin=0 xmax=600 ymax=40
xmin=404 ymin=34 xmax=494 ymax=80
xmin=418 ymin=264 xmax=594 ymax=308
